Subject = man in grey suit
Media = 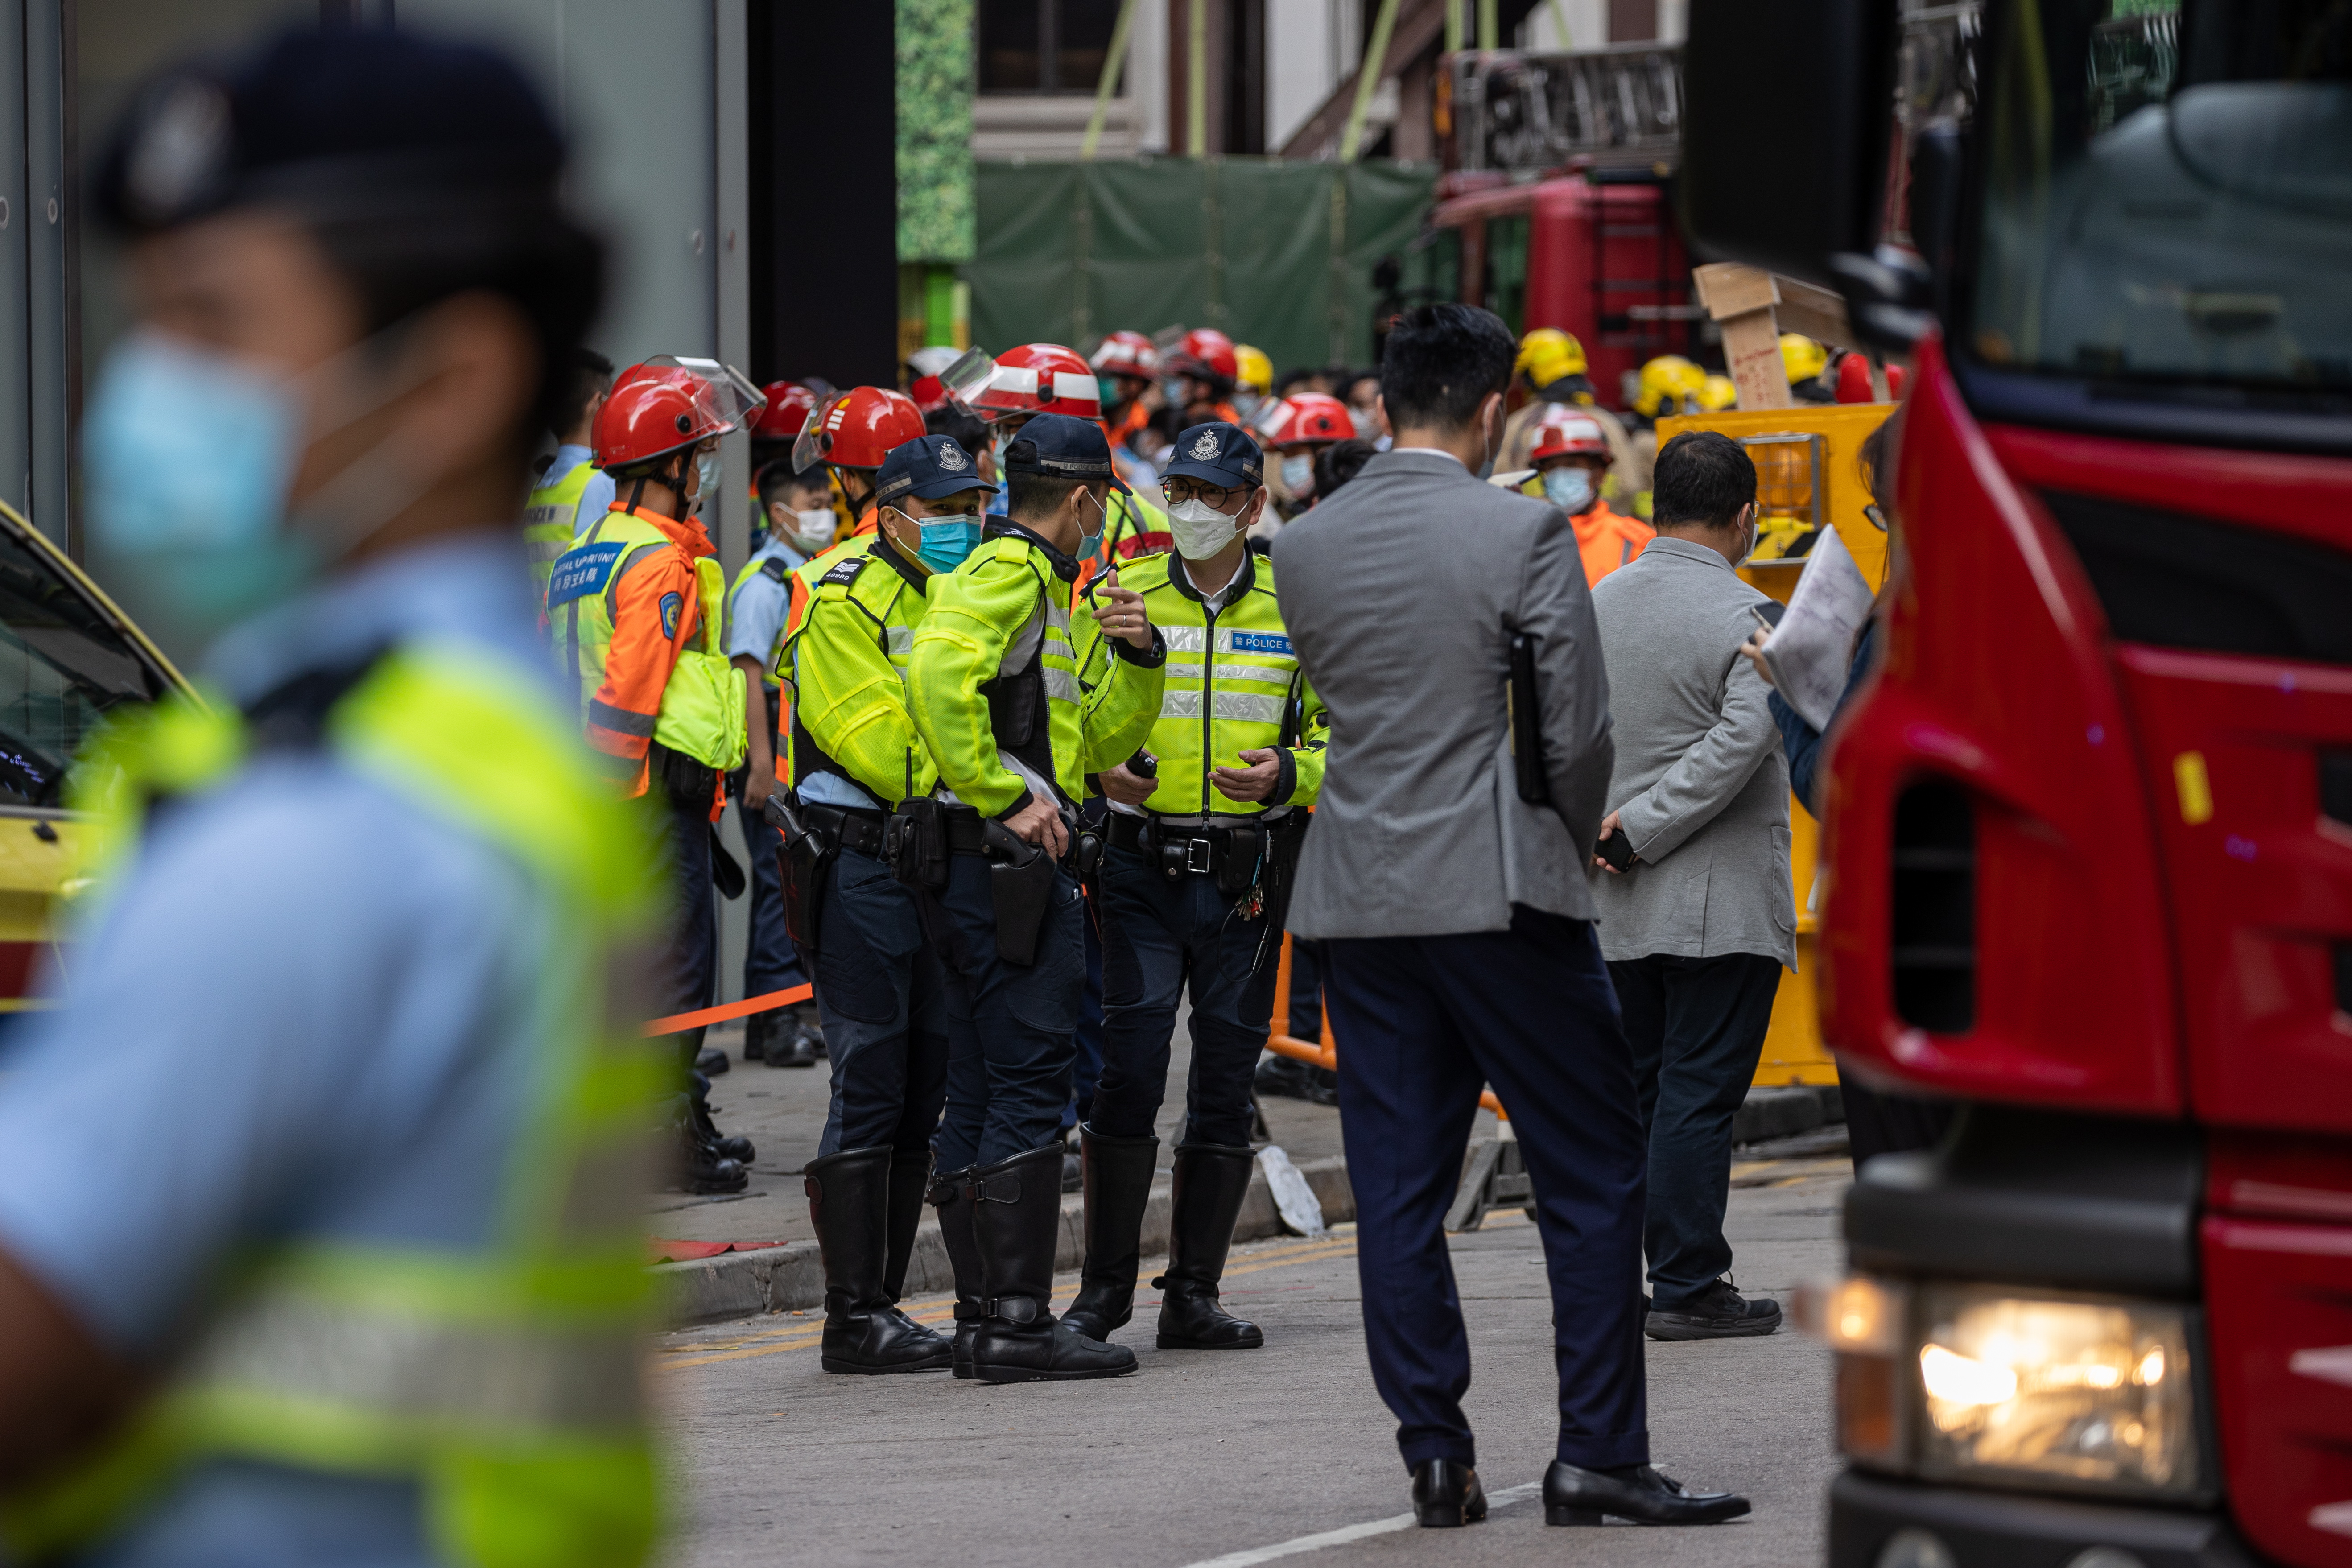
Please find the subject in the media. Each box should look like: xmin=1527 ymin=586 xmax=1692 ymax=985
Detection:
xmin=1274 ymin=305 xmax=1747 ymax=1532
xmin=1589 ymin=429 xmax=1798 ymax=1342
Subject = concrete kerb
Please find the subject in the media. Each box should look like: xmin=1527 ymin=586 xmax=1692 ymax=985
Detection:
xmin=655 ymin=1153 xmax=1359 ymax=1328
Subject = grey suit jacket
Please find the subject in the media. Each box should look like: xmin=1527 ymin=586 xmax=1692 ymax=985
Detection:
xmin=1585 ymin=536 xmax=1796 ymax=968
xmin=1272 ymin=448 xmax=1613 ymax=938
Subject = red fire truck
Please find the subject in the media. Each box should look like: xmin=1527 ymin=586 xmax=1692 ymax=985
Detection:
xmin=1683 ymin=1 xmax=2352 ymax=1564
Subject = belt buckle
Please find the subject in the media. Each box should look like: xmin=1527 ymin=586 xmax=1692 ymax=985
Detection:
xmin=1185 ymin=837 xmax=1213 ymax=875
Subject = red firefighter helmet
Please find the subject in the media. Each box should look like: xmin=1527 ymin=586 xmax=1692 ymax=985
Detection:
xmin=594 ymin=357 xmax=764 ymax=470
xmin=1835 ymin=353 xmax=1909 ymax=404
xmin=1251 ymin=392 xmax=1354 ymax=450
xmin=793 ymin=386 xmax=927 ymax=474
xmin=1527 ymin=408 xmax=1613 ymax=465
xmin=905 ymin=347 xmax=961 ymax=413
xmin=964 ymin=342 xmax=1102 ymax=421
xmin=1091 ymin=330 xmax=1159 ymax=380
xmin=752 ymin=381 xmax=819 ymax=440
xmin=1167 ymin=328 xmax=1238 ymax=385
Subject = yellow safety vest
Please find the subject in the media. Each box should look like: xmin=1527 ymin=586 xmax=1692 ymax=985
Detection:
xmin=15 ymin=646 xmax=667 ymax=1568
xmin=548 ymin=512 xmax=746 ymax=775
xmin=1079 ymin=550 xmax=1327 ymax=817
xmin=524 ymin=458 xmax=596 ymax=604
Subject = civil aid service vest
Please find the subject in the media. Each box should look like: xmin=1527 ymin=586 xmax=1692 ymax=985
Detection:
xmin=549 ymin=512 xmax=747 ymax=774
xmin=10 ymin=647 xmax=667 ymax=1568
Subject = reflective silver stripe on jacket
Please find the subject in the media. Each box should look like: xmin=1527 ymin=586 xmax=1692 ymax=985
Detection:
xmin=1211 ymin=661 xmax=1293 ymax=689
xmin=1044 ymin=668 xmax=1083 ymax=704
xmin=1211 ymin=691 xmax=1286 ymax=724
xmin=886 ymin=626 xmax=914 ymax=658
xmin=185 ymin=1291 xmax=645 ymax=1431
xmin=1160 ymin=690 xmax=1203 ymax=720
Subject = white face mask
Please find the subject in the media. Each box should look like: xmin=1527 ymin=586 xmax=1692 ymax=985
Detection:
xmin=1165 ymin=496 xmax=1242 ymax=560
xmin=1543 ymin=466 xmax=1596 ymax=514
xmin=790 ymin=508 xmax=836 ymax=554
xmin=1280 ymin=454 xmax=1315 ymax=496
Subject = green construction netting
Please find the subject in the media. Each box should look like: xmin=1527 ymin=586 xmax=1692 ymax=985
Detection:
xmin=968 ymin=157 xmax=1437 ymax=377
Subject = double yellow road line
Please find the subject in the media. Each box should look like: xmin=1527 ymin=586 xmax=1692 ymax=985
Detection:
xmin=660 ymin=1231 xmax=1360 ymax=1373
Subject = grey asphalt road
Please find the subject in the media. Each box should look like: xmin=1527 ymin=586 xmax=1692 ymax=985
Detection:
xmin=655 ymin=1153 xmax=1846 ymax=1567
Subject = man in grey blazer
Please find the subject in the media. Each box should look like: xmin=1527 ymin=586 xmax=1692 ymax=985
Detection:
xmin=1275 ymin=305 xmax=1747 ymax=1532
xmin=1589 ymin=430 xmax=1798 ymax=1342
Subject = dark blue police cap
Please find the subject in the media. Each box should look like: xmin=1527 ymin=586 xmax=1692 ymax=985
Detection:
xmin=96 ymin=28 xmax=565 ymax=233
xmin=1002 ymin=413 xmax=1131 ymax=495
xmin=1160 ymin=422 xmax=1263 ymax=490
xmin=874 ymin=433 xmax=999 ymax=508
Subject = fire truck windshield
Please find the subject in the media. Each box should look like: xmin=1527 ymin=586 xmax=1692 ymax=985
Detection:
xmin=1967 ymin=0 xmax=2352 ymax=411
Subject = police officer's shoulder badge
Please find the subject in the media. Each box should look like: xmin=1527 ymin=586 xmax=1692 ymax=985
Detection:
xmin=818 ymin=554 xmax=868 ymax=589
xmin=937 ymin=440 xmax=969 ymax=472
xmin=1188 ymin=429 xmax=1221 ymax=462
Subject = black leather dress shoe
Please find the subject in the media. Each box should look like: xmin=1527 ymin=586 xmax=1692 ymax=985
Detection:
xmin=1542 ymin=1461 xmax=1749 ymax=1526
xmin=1410 ymin=1459 xmax=1486 ymax=1528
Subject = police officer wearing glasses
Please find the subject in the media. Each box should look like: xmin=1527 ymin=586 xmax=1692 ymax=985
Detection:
xmin=1063 ymin=422 xmax=1329 ymax=1353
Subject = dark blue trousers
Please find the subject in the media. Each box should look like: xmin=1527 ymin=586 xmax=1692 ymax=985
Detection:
xmin=920 ymin=853 xmax=1087 ymax=1171
xmin=1323 ymin=908 xmax=1649 ymax=1473
xmin=1608 ymin=951 xmax=1784 ymax=1308
xmin=652 ymin=760 xmax=716 ymax=1070
xmin=811 ymin=847 xmax=950 ymax=1158
xmin=1060 ymin=899 xmax=1106 ymax=1135
xmin=1089 ymin=845 xmax=1280 ymax=1147
xmin=1287 ymin=936 xmax=1325 ymax=1040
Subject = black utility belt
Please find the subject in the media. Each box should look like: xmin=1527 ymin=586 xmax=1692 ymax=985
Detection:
xmin=1107 ymin=811 xmax=1300 ymax=890
xmin=799 ymin=801 xmax=888 ymax=858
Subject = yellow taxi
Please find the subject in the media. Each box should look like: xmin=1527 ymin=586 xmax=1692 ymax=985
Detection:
xmin=0 ymin=499 xmax=190 ymax=1014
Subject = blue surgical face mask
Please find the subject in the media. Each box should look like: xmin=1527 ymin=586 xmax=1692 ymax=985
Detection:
xmin=83 ymin=331 xmax=315 ymax=636
xmin=1077 ymin=490 xmax=1105 ymax=561
xmin=1280 ymin=454 xmax=1315 ymax=496
xmin=1543 ymin=466 xmax=1597 ymax=515
xmin=912 ymin=509 xmax=983 ymax=574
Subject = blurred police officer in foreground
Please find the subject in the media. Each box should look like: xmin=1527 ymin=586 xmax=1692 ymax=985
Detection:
xmin=1061 ymin=422 xmax=1329 ymax=1354
xmin=779 ymin=434 xmax=994 ymax=1375
xmin=0 ymin=28 xmax=660 ymax=1565
xmin=903 ymin=414 xmax=1164 ymax=1383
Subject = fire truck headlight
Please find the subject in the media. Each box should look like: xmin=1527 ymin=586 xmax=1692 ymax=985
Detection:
xmin=1913 ymin=1286 xmax=2203 ymax=1499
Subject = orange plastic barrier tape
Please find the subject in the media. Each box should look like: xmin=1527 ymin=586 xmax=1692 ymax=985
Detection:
xmin=641 ymin=982 xmax=813 ymax=1037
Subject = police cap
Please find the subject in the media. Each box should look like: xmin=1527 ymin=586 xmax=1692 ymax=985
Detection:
xmin=1001 ymin=413 xmax=1131 ymax=495
xmin=874 ymin=433 xmax=999 ymax=508
xmin=1160 ymin=421 xmax=1263 ymax=490
xmin=95 ymin=28 xmax=565 ymax=234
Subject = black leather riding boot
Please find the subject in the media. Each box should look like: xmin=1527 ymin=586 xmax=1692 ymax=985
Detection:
xmin=805 ymin=1147 xmax=952 ymax=1374
xmin=968 ymin=1145 xmax=1138 ymax=1383
xmin=883 ymin=1148 xmax=932 ymax=1305
xmin=1059 ymin=1126 xmax=1159 ymax=1342
xmin=1155 ymin=1143 xmax=1265 ymax=1349
xmin=928 ymin=1164 xmax=985 ymax=1379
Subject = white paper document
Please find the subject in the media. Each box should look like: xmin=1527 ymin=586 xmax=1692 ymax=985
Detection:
xmin=1758 ymin=524 xmax=1876 ymax=733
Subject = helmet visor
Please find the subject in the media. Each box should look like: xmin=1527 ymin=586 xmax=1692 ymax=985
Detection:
xmin=792 ymin=392 xmax=845 ymax=475
xmin=638 ymin=355 xmax=766 ymax=432
xmin=939 ymin=347 xmax=998 ymax=413
xmin=1244 ymin=396 xmax=1292 ymax=443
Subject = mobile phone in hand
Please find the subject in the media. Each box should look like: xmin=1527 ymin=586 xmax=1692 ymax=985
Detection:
xmin=1593 ymin=831 xmax=1635 ymax=873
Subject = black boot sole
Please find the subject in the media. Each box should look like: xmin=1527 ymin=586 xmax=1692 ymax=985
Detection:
xmin=971 ymin=1361 xmax=1137 ymax=1383
xmin=1643 ymin=1309 xmax=1782 ymax=1341
xmin=1156 ymin=1328 xmax=1264 ymax=1349
xmin=820 ymin=1350 xmax=953 ymax=1375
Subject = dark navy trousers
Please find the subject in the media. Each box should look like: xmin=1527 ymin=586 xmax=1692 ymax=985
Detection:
xmin=1322 ymin=908 xmax=1649 ymax=1473
xmin=732 ymin=793 xmax=810 ymax=1000
xmin=809 ymin=847 xmax=950 ymax=1159
xmin=1088 ymin=844 xmax=1280 ymax=1147
xmin=920 ymin=853 xmax=1087 ymax=1171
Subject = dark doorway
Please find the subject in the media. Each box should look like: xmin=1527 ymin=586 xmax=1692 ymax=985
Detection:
xmin=748 ymin=1 xmax=898 ymax=389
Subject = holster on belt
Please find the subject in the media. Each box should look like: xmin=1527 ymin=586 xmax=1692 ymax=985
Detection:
xmin=884 ymin=798 xmax=950 ymax=891
xmin=981 ymin=819 xmax=1056 ymax=966
xmin=764 ymin=793 xmax=838 ymax=955
xmin=1214 ymin=824 xmax=1266 ymax=900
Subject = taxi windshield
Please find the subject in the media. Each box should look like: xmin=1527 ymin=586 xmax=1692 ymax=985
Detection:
xmin=1966 ymin=0 xmax=2352 ymax=410
xmin=0 ymin=523 xmax=167 ymax=809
